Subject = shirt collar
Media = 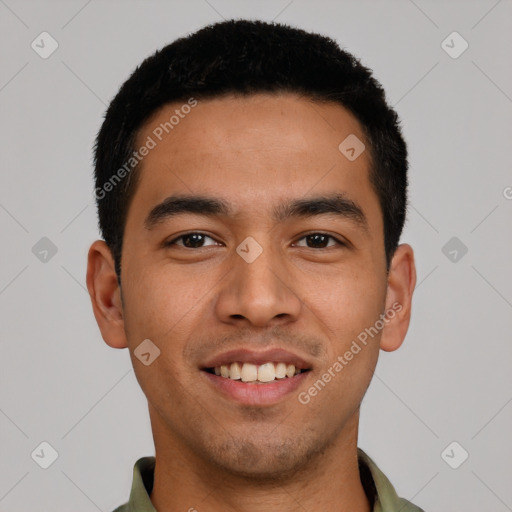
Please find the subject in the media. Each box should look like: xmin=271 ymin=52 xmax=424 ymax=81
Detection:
xmin=121 ymin=448 xmax=423 ymax=512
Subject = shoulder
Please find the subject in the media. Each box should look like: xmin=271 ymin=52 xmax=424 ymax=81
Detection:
xmin=358 ymin=448 xmax=426 ymax=512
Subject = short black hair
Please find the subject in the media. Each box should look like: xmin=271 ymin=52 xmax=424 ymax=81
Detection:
xmin=93 ymin=19 xmax=408 ymax=283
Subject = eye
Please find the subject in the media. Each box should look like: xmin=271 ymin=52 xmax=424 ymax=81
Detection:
xmin=293 ymin=232 xmax=345 ymax=249
xmin=164 ymin=231 xmax=345 ymax=250
xmin=165 ymin=232 xmax=221 ymax=248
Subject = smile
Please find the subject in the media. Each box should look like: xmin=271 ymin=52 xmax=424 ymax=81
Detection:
xmin=205 ymin=362 xmax=310 ymax=383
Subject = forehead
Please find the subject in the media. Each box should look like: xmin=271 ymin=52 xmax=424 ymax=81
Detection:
xmin=138 ymin=92 xmax=367 ymax=161
xmin=129 ymin=92 xmax=381 ymax=234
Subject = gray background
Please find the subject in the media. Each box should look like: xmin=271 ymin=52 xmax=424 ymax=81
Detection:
xmin=1 ymin=0 xmax=511 ymax=510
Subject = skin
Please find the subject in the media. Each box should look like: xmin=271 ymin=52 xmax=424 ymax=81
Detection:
xmin=87 ymin=92 xmax=416 ymax=512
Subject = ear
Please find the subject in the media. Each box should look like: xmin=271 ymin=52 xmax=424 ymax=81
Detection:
xmin=379 ymin=243 xmax=417 ymax=352
xmin=86 ymin=240 xmax=128 ymax=349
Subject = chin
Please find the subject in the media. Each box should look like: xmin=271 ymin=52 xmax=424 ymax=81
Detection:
xmin=206 ymin=435 xmax=326 ymax=482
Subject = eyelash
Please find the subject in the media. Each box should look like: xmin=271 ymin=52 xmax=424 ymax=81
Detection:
xmin=165 ymin=231 xmax=346 ymax=249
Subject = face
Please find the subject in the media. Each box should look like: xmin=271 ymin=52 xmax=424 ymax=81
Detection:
xmin=87 ymin=92 xmax=416 ymax=480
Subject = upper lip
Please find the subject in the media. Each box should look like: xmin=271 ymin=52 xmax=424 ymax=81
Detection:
xmin=201 ymin=348 xmax=312 ymax=371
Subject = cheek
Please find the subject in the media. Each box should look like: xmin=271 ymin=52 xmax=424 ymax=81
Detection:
xmin=121 ymin=268 xmax=203 ymax=402
xmin=303 ymin=269 xmax=386 ymax=347
xmin=296 ymin=344 xmax=378 ymax=433
xmin=121 ymin=262 xmax=215 ymax=343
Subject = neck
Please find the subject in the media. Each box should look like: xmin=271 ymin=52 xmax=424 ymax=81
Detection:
xmin=148 ymin=407 xmax=372 ymax=512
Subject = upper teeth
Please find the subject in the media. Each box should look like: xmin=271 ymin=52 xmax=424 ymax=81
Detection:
xmin=213 ymin=362 xmax=302 ymax=382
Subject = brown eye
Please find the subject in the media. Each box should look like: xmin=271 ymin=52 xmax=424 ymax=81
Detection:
xmin=166 ymin=232 xmax=219 ymax=248
xmin=294 ymin=233 xmax=343 ymax=249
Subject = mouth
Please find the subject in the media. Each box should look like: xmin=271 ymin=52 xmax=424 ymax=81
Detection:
xmin=203 ymin=361 xmax=311 ymax=384
xmin=200 ymin=349 xmax=313 ymax=405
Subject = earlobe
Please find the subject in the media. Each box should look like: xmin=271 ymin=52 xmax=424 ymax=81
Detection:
xmin=379 ymin=243 xmax=417 ymax=352
xmin=86 ymin=240 xmax=128 ymax=349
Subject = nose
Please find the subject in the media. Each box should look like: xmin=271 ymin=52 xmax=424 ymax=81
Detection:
xmin=214 ymin=240 xmax=302 ymax=328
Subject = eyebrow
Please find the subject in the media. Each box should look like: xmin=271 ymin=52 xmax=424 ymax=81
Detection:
xmin=144 ymin=193 xmax=369 ymax=233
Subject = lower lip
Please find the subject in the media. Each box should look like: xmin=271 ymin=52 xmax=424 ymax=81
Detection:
xmin=201 ymin=371 xmax=310 ymax=405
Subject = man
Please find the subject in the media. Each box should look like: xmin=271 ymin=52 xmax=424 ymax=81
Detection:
xmin=86 ymin=18 xmax=421 ymax=512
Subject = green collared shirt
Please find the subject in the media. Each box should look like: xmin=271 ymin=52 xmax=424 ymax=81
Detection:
xmin=112 ymin=448 xmax=424 ymax=512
